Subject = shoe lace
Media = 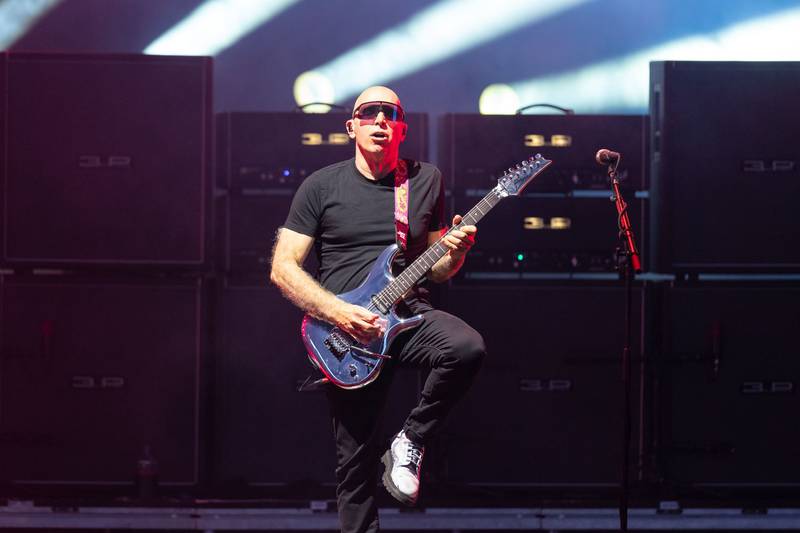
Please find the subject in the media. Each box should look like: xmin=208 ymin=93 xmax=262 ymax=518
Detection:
xmin=404 ymin=441 xmax=423 ymax=471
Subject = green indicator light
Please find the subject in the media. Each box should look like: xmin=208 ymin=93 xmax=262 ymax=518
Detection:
xmin=516 ymin=253 xmax=525 ymax=261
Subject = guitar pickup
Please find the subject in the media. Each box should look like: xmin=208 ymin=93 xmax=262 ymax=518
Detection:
xmin=370 ymin=295 xmax=390 ymax=315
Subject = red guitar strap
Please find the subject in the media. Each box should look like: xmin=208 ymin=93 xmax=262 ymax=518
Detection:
xmin=393 ymin=159 xmax=409 ymax=251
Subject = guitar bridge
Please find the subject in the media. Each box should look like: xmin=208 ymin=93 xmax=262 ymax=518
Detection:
xmin=324 ymin=329 xmax=351 ymax=361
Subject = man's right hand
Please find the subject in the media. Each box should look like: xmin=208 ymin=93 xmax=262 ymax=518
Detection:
xmin=333 ymin=302 xmax=385 ymax=345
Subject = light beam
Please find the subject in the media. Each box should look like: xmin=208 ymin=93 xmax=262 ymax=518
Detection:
xmin=294 ymin=0 xmax=591 ymax=110
xmin=480 ymin=7 xmax=800 ymax=114
xmin=145 ymin=0 xmax=300 ymax=56
xmin=0 ymin=0 xmax=61 ymax=48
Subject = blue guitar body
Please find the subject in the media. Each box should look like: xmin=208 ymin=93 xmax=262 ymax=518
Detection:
xmin=302 ymin=244 xmax=424 ymax=389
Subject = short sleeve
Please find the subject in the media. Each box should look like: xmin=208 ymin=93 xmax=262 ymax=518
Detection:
xmin=429 ymin=168 xmax=446 ymax=232
xmin=283 ymin=175 xmax=323 ymax=237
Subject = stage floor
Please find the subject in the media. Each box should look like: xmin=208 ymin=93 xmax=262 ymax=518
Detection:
xmin=1 ymin=503 xmax=799 ymax=531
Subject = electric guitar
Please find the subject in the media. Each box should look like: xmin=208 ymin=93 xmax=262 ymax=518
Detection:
xmin=302 ymin=154 xmax=552 ymax=389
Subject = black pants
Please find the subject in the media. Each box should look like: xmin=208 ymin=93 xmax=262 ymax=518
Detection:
xmin=326 ymin=309 xmax=486 ymax=533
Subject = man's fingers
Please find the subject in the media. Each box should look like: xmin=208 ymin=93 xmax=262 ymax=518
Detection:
xmin=351 ymin=322 xmax=383 ymax=345
xmin=345 ymin=305 xmax=386 ymax=344
xmin=334 ymin=303 xmax=384 ymax=343
xmin=444 ymin=232 xmax=474 ymax=250
xmin=355 ymin=317 xmax=382 ymax=332
xmin=353 ymin=306 xmax=379 ymax=321
xmin=351 ymin=331 xmax=374 ymax=345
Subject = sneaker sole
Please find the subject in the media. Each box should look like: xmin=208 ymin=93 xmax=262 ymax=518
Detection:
xmin=381 ymin=450 xmax=418 ymax=507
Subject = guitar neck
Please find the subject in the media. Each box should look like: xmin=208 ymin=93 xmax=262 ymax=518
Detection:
xmin=375 ymin=186 xmax=505 ymax=305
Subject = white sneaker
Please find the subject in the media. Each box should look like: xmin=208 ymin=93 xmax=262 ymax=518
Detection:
xmin=381 ymin=431 xmax=424 ymax=506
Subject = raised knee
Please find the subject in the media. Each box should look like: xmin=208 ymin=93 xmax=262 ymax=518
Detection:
xmin=455 ymin=330 xmax=486 ymax=369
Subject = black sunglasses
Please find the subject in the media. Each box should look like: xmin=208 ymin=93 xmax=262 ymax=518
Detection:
xmin=352 ymin=101 xmax=405 ymax=122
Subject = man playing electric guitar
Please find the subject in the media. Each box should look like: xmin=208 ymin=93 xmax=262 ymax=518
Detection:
xmin=270 ymin=86 xmax=485 ymax=533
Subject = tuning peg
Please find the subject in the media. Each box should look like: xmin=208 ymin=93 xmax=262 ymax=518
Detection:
xmin=508 ymin=167 xmax=514 ymax=173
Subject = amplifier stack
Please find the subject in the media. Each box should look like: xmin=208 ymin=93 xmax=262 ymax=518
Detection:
xmin=0 ymin=52 xmax=213 ymax=489
xmin=435 ymin=114 xmax=649 ymax=487
xmin=647 ymin=61 xmax=800 ymax=492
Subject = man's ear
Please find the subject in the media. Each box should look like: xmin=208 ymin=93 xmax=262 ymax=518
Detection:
xmin=398 ymin=122 xmax=408 ymax=142
xmin=346 ymin=119 xmax=355 ymax=138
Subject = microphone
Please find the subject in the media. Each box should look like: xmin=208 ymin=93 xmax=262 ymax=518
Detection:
xmin=595 ymin=148 xmax=620 ymax=165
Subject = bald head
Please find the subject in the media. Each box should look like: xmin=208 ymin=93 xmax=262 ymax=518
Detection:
xmin=346 ymin=86 xmax=407 ymax=179
xmin=353 ymin=86 xmax=402 ymax=112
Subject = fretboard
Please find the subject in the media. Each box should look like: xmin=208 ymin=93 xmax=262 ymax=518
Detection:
xmin=373 ymin=186 xmax=505 ymax=309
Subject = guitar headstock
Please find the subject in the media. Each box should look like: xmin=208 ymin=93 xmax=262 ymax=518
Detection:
xmin=497 ymin=153 xmax=552 ymax=197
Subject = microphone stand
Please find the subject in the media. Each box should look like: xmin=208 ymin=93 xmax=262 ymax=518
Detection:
xmin=607 ymin=157 xmax=641 ymax=532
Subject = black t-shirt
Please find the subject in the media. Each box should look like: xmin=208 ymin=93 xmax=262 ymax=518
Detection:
xmin=283 ymin=158 xmax=445 ymax=309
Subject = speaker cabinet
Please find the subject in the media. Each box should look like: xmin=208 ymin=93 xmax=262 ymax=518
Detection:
xmin=0 ymin=276 xmax=205 ymax=484
xmin=659 ymin=284 xmax=800 ymax=486
xmin=0 ymin=52 xmax=212 ymax=269
xmin=649 ymin=61 xmax=800 ymax=272
xmin=440 ymin=284 xmax=644 ymax=485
